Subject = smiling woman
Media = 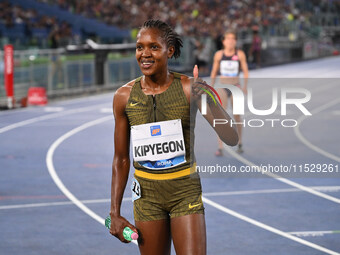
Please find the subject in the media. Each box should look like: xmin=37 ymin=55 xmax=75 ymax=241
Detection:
xmin=135 ymin=20 xmax=182 ymax=86
xmin=108 ymin=19 xmax=237 ymax=255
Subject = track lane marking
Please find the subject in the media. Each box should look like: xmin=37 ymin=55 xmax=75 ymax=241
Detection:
xmin=2 ymin=185 xmax=339 ymax=210
xmin=46 ymin=116 xmax=138 ymax=246
xmin=0 ymin=103 xmax=109 ymax=134
xmin=294 ymin=98 xmax=340 ymax=163
xmin=203 ymin=197 xmax=340 ymax=255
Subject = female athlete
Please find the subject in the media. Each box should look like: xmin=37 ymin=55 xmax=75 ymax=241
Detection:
xmin=210 ymin=30 xmax=249 ymax=155
xmin=109 ymin=20 xmax=238 ymax=255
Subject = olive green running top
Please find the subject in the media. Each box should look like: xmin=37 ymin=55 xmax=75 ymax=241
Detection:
xmin=125 ymin=72 xmax=195 ymax=174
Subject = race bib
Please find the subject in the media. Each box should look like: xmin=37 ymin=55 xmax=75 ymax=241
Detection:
xmin=131 ymin=119 xmax=186 ymax=170
xmin=220 ymin=60 xmax=239 ymax=77
xmin=131 ymin=178 xmax=141 ymax=202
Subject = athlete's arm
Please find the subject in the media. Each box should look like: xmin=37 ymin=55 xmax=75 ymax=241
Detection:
xmin=210 ymin=51 xmax=222 ymax=86
xmin=110 ymin=84 xmax=138 ymax=242
xmin=194 ymin=86 xmax=238 ymax=146
xmin=238 ymin=50 xmax=249 ymax=94
xmin=183 ymin=70 xmax=239 ymax=146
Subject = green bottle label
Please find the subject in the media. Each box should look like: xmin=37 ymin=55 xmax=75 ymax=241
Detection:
xmin=105 ymin=216 xmax=111 ymax=229
xmin=105 ymin=216 xmax=137 ymax=241
xmin=123 ymin=227 xmax=134 ymax=241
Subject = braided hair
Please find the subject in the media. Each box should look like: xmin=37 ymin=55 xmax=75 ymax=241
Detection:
xmin=141 ymin=20 xmax=183 ymax=59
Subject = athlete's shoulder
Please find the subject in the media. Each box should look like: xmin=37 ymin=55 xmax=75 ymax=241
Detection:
xmin=237 ymin=49 xmax=246 ymax=57
xmin=113 ymin=78 xmax=138 ymax=110
xmin=114 ymin=78 xmax=137 ymax=98
xmin=178 ymin=74 xmax=192 ymax=102
xmin=180 ymin=74 xmax=191 ymax=86
xmin=214 ymin=50 xmax=223 ymax=60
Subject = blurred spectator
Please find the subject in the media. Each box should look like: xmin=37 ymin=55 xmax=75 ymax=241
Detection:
xmin=36 ymin=0 xmax=340 ymax=39
xmin=0 ymin=0 xmax=73 ymax=48
xmin=249 ymin=28 xmax=262 ymax=68
xmin=1 ymin=0 xmax=339 ymax=48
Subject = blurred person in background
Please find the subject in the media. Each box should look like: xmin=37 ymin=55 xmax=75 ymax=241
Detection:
xmin=210 ymin=30 xmax=249 ymax=155
xmin=249 ymin=27 xmax=262 ymax=68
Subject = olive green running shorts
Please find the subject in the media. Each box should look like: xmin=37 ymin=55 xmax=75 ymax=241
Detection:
xmin=133 ymin=173 xmax=205 ymax=222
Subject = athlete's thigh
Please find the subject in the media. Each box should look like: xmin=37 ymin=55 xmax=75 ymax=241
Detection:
xmin=171 ymin=214 xmax=206 ymax=255
xmin=217 ymin=87 xmax=229 ymax=109
xmin=135 ymin=219 xmax=171 ymax=255
xmin=230 ymin=95 xmax=242 ymax=119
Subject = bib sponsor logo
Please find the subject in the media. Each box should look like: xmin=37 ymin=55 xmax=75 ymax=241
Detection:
xmin=150 ymin=125 xmax=161 ymax=136
xmin=231 ymin=55 xmax=239 ymax=61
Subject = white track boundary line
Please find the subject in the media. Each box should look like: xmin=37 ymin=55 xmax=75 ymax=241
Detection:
xmin=0 ymin=197 xmax=131 ymax=210
xmin=222 ymin=84 xmax=340 ymax=204
xmin=294 ymin=97 xmax=340 ymax=163
xmin=203 ymin=186 xmax=340 ymax=197
xmin=46 ymin=115 xmax=138 ymax=246
xmin=202 ymin=197 xmax=340 ymax=255
xmin=0 ymin=91 xmax=113 ymax=116
xmin=0 ymin=103 xmax=109 ymax=134
xmin=2 ymin=186 xmax=339 ymax=210
xmin=288 ymin=230 xmax=340 ymax=237
xmin=223 ymin=144 xmax=340 ymax=204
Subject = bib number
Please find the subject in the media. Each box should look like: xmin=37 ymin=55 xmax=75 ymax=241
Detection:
xmin=220 ymin=60 xmax=239 ymax=77
xmin=131 ymin=178 xmax=141 ymax=202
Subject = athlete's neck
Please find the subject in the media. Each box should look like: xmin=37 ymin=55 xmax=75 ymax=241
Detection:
xmin=142 ymin=70 xmax=173 ymax=92
xmin=224 ymin=47 xmax=236 ymax=55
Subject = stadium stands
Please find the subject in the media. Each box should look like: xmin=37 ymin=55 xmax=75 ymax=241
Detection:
xmin=0 ymin=0 xmax=130 ymax=49
xmin=36 ymin=0 xmax=340 ymax=38
xmin=0 ymin=0 xmax=339 ymax=50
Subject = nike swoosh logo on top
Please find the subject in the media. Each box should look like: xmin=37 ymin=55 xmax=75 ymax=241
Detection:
xmin=130 ymin=102 xmax=139 ymax=107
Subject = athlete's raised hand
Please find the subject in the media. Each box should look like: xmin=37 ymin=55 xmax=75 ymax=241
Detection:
xmin=192 ymin=65 xmax=210 ymax=100
xmin=193 ymin=64 xmax=199 ymax=81
xmin=191 ymin=65 xmax=238 ymax=145
xmin=192 ymin=65 xmax=219 ymax=105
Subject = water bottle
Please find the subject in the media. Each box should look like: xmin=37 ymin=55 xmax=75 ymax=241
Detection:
xmin=105 ymin=216 xmax=138 ymax=241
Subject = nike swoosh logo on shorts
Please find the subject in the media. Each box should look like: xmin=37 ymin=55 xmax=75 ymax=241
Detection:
xmin=130 ymin=102 xmax=139 ymax=106
xmin=189 ymin=202 xmax=202 ymax=209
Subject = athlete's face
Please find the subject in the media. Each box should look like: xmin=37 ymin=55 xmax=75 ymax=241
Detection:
xmin=222 ymin=33 xmax=237 ymax=50
xmin=136 ymin=28 xmax=174 ymax=76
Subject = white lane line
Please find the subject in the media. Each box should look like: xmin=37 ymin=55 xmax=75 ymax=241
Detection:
xmin=222 ymin=82 xmax=340 ymax=204
xmin=0 ymin=103 xmax=109 ymax=134
xmin=294 ymin=97 xmax=340 ymax=163
xmin=203 ymin=186 xmax=340 ymax=197
xmin=100 ymin=108 xmax=113 ymax=113
xmin=48 ymin=92 xmax=113 ymax=106
xmin=224 ymin=144 xmax=340 ymax=204
xmin=46 ymin=116 xmax=138 ymax=246
xmin=3 ymin=186 xmax=340 ymax=210
xmin=0 ymin=197 xmax=131 ymax=210
xmin=202 ymin=197 xmax=340 ymax=255
xmin=0 ymin=92 xmax=113 ymax=117
xmin=288 ymin=230 xmax=340 ymax=237
xmin=44 ymin=107 xmax=64 ymax=112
